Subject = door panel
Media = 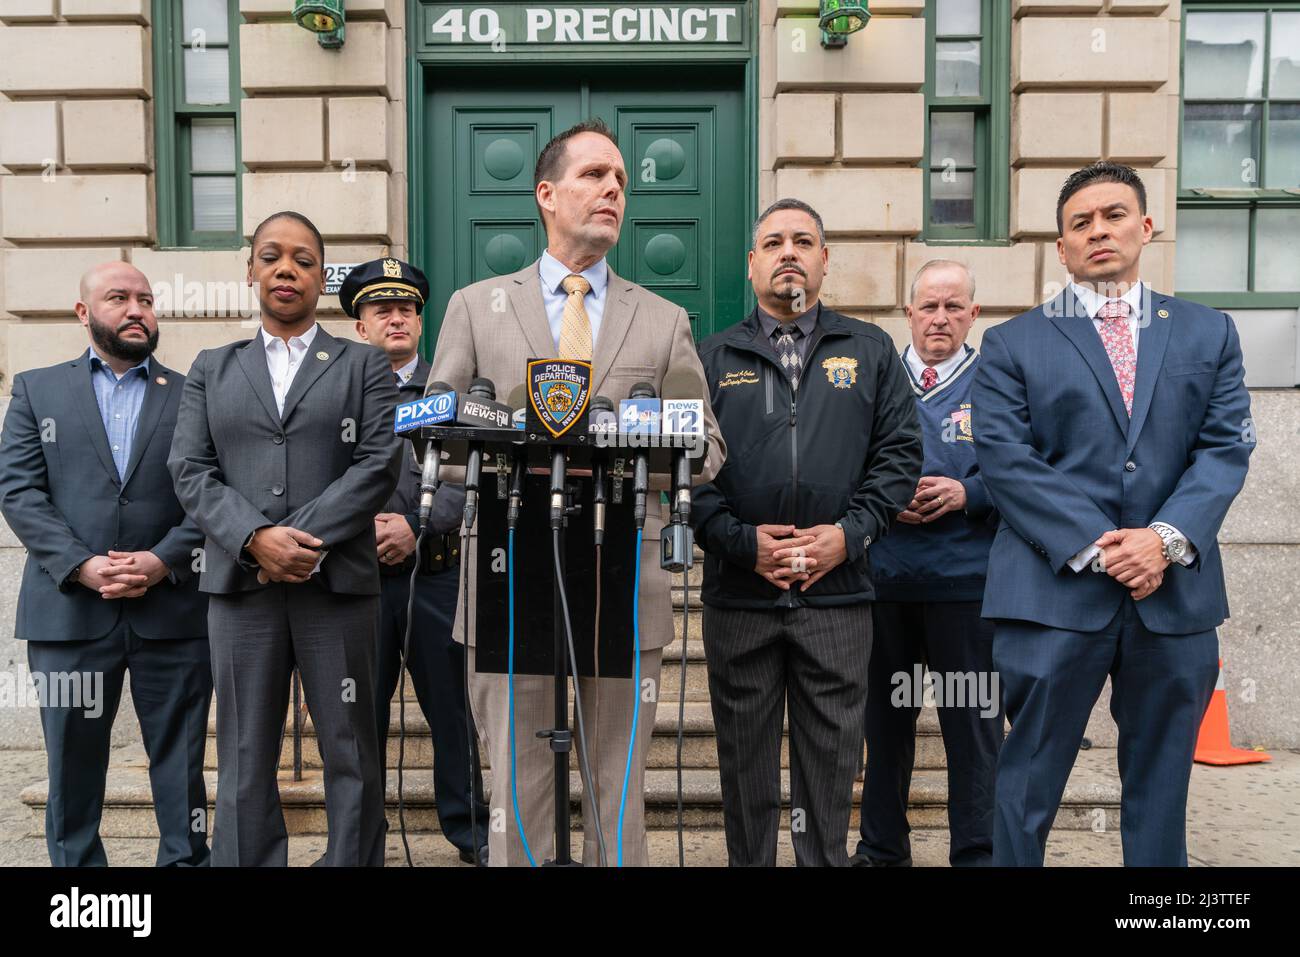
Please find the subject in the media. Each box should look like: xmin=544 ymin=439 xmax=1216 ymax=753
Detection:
xmin=592 ymin=87 xmax=747 ymax=340
xmin=424 ymin=69 xmax=747 ymax=351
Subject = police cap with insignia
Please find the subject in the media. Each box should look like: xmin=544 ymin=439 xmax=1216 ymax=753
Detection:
xmin=338 ymin=257 xmax=429 ymax=319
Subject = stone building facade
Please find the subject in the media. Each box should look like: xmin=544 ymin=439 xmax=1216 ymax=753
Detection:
xmin=0 ymin=0 xmax=1296 ymax=748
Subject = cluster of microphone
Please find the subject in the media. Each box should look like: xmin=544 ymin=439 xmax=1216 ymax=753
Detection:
xmin=394 ymin=373 xmax=705 ymax=539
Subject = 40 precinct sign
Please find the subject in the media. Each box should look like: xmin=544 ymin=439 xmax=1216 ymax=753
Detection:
xmin=420 ymin=2 xmax=747 ymax=52
xmin=527 ymin=358 xmax=592 ymax=438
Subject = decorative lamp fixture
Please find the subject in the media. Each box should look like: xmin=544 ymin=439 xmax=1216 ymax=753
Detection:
xmin=293 ymin=0 xmax=346 ymax=49
xmin=818 ymin=0 xmax=870 ymax=49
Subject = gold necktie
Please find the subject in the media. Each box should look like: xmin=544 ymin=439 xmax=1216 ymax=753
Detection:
xmin=559 ymin=274 xmax=593 ymax=360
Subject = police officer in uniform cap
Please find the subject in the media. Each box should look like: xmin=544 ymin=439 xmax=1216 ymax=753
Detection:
xmin=341 ymin=257 xmax=490 ymax=865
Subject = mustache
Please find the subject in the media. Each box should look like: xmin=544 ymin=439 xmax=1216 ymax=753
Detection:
xmin=772 ymin=262 xmax=806 ymax=279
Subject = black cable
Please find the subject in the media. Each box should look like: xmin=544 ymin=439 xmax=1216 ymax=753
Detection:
xmin=460 ymin=525 xmax=480 ymax=866
xmin=396 ymin=525 xmax=427 ymax=868
xmin=591 ymin=543 xmax=602 ymax=837
xmin=677 ymin=567 xmax=688 ymax=868
xmin=552 ymin=526 xmax=608 ymax=867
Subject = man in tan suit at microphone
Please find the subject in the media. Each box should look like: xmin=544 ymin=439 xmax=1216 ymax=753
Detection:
xmin=426 ymin=118 xmax=725 ymax=866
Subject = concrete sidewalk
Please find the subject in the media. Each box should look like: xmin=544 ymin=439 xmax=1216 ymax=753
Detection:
xmin=2 ymin=746 xmax=1295 ymax=867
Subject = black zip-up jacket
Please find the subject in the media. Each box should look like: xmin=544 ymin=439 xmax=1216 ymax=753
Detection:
xmin=692 ymin=305 xmax=923 ymax=609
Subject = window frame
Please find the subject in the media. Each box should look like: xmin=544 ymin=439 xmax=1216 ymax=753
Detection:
xmin=153 ymin=0 xmax=243 ymax=249
xmin=1177 ymin=1 xmax=1300 ymax=309
xmin=921 ymin=0 xmax=1011 ymax=244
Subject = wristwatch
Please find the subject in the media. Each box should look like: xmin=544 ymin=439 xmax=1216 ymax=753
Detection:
xmin=1149 ymin=522 xmax=1188 ymax=563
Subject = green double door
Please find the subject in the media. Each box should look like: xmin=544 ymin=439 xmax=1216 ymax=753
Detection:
xmin=424 ymin=67 xmax=748 ymax=346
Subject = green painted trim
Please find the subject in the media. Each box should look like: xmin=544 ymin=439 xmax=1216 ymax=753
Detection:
xmin=404 ymin=0 xmax=758 ymax=353
xmin=1177 ymin=292 xmax=1300 ymax=308
xmin=152 ymin=0 xmax=243 ymax=250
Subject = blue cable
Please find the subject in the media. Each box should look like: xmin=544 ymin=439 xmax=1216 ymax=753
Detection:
xmin=507 ymin=526 xmax=537 ymax=867
xmin=616 ymin=527 xmax=644 ymax=867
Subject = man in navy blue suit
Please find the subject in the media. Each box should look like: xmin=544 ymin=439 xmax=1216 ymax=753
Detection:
xmin=973 ymin=162 xmax=1254 ymax=866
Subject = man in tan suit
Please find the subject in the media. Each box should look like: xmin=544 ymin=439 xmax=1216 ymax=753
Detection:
xmin=427 ymin=118 xmax=724 ymax=866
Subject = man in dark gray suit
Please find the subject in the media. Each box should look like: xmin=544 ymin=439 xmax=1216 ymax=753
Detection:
xmin=169 ymin=212 xmax=403 ymax=866
xmin=0 ymin=261 xmax=211 ymax=866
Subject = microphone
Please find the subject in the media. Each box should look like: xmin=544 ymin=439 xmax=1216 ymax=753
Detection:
xmin=503 ymin=384 xmax=528 ymax=527
xmin=661 ymin=372 xmax=707 ymax=524
xmin=588 ymin=396 xmax=615 ymax=545
xmin=550 ymin=446 xmax=567 ymax=530
xmin=457 ymin=380 xmax=513 ymax=429
xmin=461 ymin=378 xmax=501 ymax=530
xmin=624 ymin=382 xmax=657 ymax=529
xmin=588 ymin=394 xmax=618 ymax=435
xmin=417 ymin=380 xmax=454 ymax=530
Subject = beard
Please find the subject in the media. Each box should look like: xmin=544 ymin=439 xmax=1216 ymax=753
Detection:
xmin=88 ymin=309 xmax=158 ymax=362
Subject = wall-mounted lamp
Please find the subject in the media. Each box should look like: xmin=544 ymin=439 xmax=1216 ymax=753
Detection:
xmin=293 ymin=0 xmax=346 ymax=49
xmin=819 ymin=0 xmax=870 ymax=49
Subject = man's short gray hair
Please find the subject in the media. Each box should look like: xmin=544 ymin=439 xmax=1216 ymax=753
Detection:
xmin=752 ymin=198 xmax=826 ymax=249
xmin=908 ymin=259 xmax=976 ymax=303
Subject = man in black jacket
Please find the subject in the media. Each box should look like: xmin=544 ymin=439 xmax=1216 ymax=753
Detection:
xmin=0 ymin=261 xmax=210 ymax=866
xmin=345 ymin=257 xmax=489 ymax=864
xmin=692 ymin=198 xmax=923 ymax=866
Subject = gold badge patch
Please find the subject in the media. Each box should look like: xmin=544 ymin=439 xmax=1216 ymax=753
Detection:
xmin=822 ymin=357 xmax=858 ymax=389
xmin=382 ymin=258 xmax=402 ymax=279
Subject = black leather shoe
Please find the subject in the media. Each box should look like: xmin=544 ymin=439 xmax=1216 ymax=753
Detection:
xmin=848 ymin=851 xmax=912 ymax=867
xmin=458 ymin=845 xmax=488 ymax=866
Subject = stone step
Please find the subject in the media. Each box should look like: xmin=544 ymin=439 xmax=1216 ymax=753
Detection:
xmin=20 ymin=750 xmax=1121 ymax=836
xmin=207 ymin=698 xmax=952 ymax=773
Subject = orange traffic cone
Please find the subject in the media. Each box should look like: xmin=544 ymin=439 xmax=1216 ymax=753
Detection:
xmin=1194 ymin=659 xmax=1270 ymax=766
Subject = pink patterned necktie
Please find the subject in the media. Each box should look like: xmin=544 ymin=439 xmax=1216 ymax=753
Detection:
xmin=920 ymin=367 xmax=938 ymax=391
xmin=1097 ymin=299 xmax=1136 ymax=416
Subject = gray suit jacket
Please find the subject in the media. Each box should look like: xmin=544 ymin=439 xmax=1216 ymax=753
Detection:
xmin=427 ymin=259 xmax=726 ymax=650
xmin=0 ymin=354 xmax=206 ymax=641
xmin=168 ymin=327 xmax=403 ymax=596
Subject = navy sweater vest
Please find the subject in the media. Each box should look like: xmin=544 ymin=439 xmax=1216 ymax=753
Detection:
xmin=868 ymin=348 xmax=995 ymax=603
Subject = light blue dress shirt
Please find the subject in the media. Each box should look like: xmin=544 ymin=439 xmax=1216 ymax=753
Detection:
xmin=538 ymin=249 xmax=608 ymax=353
xmin=88 ymin=349 xmax=150 ymax=481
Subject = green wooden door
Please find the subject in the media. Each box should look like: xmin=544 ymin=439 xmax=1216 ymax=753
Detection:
xmin=424 ymin=67 xmax=748 ymax=350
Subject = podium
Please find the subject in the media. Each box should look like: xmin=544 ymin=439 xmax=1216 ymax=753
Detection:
xmin=405 ymin=420 xmax=707 ymax=865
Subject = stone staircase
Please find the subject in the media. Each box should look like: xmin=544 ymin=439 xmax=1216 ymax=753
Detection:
xmin=21 ymin=554 xmax=1124 ymax=841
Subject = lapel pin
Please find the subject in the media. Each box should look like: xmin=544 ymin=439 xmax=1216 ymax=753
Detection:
xmin=155 ymin=376 xmax=168 ymax=386
xmin=316 ymin=351 xmax=329 ymax=361
xmin=1157 ymin=309 xmax=1169 ymax=319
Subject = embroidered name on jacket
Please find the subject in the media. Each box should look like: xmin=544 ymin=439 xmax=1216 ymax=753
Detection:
xmin=718 ymin=369 xmax=759 ymax=388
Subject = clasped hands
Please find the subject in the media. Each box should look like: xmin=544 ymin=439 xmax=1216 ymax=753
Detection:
xmin=247 ymin=526 xmax=324 ymax=584
xmin=77 ymin=551 xmax=169 ymax=599
xmin=754 ymin=523 xmax=847 ymax=592
xmin=1092 ymin=527 xmax=1168 ymax=601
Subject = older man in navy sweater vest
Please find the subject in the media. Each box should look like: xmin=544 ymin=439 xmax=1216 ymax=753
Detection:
xmin=852 ymin=260 xmax=1003 ymax=867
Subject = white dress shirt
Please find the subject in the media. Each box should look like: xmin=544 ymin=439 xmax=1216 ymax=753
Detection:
xmin=1063 ymin=281 xmax=1195 ymax=573
xmin=539 ymin=249 xmax=608 ymax=353
xmin=904 ymin=344 xmax=969 ymax=384
xmin=393 ymin=354 xmax=419 ymax=385
xmin=261 ymin=323 xmax=320 ymax=416
xmin=1069 ymin=279 xmax=1145 ymax=354
xmin=258 ymin=323 xmax=324 ymax=574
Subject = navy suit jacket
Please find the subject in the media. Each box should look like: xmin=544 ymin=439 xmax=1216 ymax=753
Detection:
xmin=973 ymin=287 xmax=1253 ymax=635
xmin=0 ymin=354 xmax=207 ymax=641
